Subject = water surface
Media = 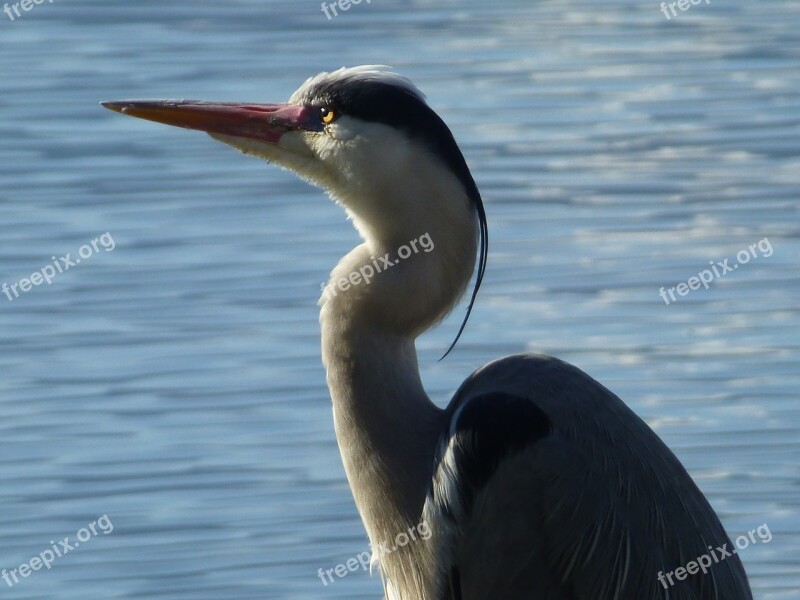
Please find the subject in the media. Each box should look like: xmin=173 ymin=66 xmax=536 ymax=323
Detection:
xmin=0 ymin=0 xmax=798 ymax=598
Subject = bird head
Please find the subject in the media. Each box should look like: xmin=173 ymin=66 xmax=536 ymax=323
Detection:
xmin=102 ymin=66 xmax=487 ymax=356
xmin=103 ymin=66 xmax=477 ymax=231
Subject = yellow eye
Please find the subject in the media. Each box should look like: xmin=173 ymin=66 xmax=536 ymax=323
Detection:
xmin=320 ymin=106 xmax=337 ymax=125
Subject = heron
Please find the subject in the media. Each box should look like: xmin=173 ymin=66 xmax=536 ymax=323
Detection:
xmin=102 ymin=66 xmax=752 ymax=599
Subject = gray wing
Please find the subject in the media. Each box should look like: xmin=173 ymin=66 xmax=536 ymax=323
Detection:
xmin=423 ymin=354 xmax=752 ymax=600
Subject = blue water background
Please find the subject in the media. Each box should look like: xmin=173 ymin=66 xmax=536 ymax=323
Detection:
xmin=0 ymin=0 xmax=798 ymax=597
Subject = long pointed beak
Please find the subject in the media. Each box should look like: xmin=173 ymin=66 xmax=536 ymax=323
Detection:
xmin=100 ymin=100 xmax=320 ymax=142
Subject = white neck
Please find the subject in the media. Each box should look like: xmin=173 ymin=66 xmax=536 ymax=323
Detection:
xmin=319 ymin=161 xmax=477 ymax=598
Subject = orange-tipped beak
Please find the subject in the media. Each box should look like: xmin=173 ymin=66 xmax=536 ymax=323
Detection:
xmin=100 ymin=100 xmax=320 ymax=142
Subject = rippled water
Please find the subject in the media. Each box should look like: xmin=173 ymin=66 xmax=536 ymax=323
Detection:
xmin=0 ymin=0 xmax=798 ymax=598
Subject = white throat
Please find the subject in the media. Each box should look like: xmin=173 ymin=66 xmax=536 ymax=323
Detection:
xmin=318 ymin=151 xmax=478 ymax=598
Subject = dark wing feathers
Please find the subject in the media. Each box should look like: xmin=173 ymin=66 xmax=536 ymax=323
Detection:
xmin=438 ymin=392 xmax=551 ymax=516
xmin=425 ymin=353 xmax=752 ymax=600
